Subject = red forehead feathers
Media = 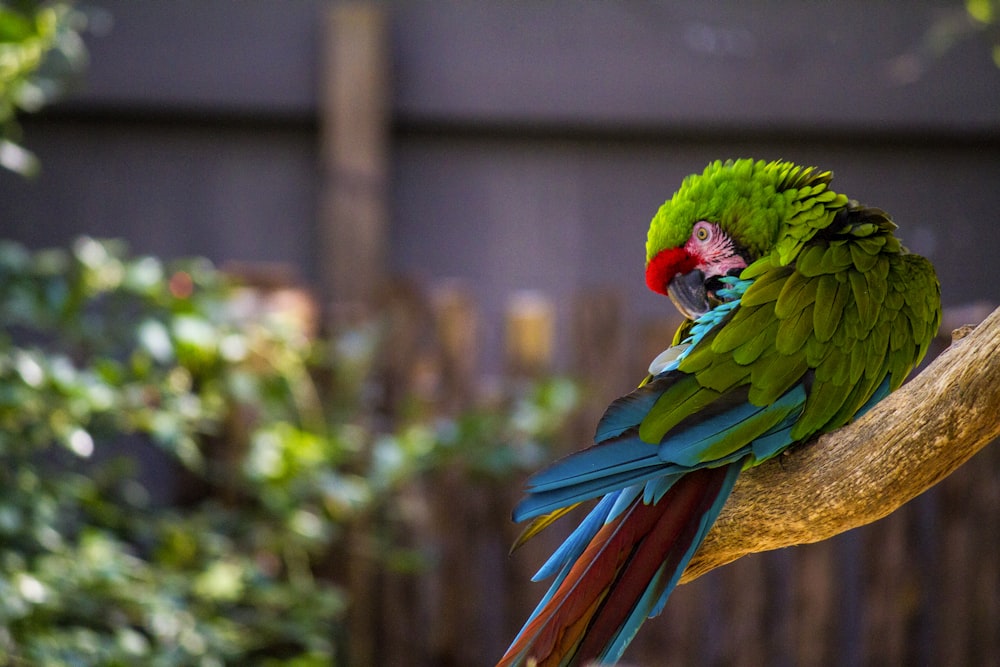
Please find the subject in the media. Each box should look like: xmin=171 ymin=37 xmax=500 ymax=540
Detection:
xmin=645 ymin=246 xmax=696 ymax=296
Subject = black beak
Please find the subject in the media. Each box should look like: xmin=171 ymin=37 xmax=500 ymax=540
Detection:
xmin=667 ymin=269 xmax=709 ymax=320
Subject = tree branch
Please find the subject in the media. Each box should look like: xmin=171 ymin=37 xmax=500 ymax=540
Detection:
xmin=680 ymin=304 xmax=1000 ymax=584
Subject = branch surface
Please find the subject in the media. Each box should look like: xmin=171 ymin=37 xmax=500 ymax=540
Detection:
xmin=680 ymin=305 xmax=1000 ymax=583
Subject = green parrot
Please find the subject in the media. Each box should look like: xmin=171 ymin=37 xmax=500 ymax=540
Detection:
xmin=496 ymin=158 xmax=941 ymax=666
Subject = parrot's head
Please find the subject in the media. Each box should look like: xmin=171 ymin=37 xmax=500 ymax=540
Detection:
xmin=644 ymin=158 xmax=843 ymax=319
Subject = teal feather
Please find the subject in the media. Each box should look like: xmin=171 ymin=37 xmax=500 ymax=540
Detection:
xmin=642 ymin=474 xmax=677 ymax=505
xmin=594 ymin=380 xmax=670 ymax=443
xmin=523 ymin=438 xmax=665 ymax=494
xmin=657 ymin=387 xmax=804 ymax=466
xmin=513 ymin=465 xmax=674 ymax=522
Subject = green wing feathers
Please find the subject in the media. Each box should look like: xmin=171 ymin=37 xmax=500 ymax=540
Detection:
xmin=678 ymin=203 xmax=940 ymax=448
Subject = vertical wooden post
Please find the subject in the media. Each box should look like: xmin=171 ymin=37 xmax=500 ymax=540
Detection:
xmin=319 ymin=3 xmax=390 ymax=324
xmin=432 ymin=281 xmax=479 ymax=413
xmin=504 ymin=290 xmax=555 ymax=378
xmin=319 ymin=6 xmax=389 ymax=666
xmin=572 ymin=290 xmax=627 ymax=447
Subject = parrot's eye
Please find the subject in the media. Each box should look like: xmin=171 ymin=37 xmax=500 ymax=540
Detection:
xmin=694 ymin=224 xmax=711 ymax=242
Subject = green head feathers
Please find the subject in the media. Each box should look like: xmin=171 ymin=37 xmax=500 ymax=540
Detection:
xmin=646 ymin=159 xmax=850 ymax=267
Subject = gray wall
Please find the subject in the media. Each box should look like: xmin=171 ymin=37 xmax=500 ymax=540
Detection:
xmin=3 ymin=0 xmax=1000 ymax=375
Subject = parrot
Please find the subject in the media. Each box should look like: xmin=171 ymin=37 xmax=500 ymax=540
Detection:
xmin=496 ymin=158 xmax=941 ymax=666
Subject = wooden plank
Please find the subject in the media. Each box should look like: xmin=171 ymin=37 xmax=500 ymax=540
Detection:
xmin=61 ymin=2 xmax=1000 ymax=134
xmin=68 ymin=0 xmax=323 ymax=115
xmin=861 ymin=512 xmax=911 ymax=665
xmin=938 ymin=442 xmax=1000 ymax=664
xmin=792 ymin=542 xmax=839 ymax=665
xmin=319 ymin=4 xmax=390 ymax=319
xmin=573 ymin=289 xmax=627 ymax=392
xmin=391 ymin=1 xmax=1000 ymax=133
xmin=504 ymin=291 xmax=556 ymax=377
xmin=431 ymin=281 xmax=479 ymax=412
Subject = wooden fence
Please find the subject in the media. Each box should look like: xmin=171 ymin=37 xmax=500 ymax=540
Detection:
xmin=329 ymin=274 xmax=666 ymax=666
xmin=309 ymin=270 xmax=998 ymax=667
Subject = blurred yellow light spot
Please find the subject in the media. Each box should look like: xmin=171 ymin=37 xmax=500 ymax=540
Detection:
xmin=966 ymin=0 xmax=994 ymax=24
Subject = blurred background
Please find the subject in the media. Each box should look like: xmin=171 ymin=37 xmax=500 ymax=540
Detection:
xmin=1 ymin=1 xmax=999 ymax=665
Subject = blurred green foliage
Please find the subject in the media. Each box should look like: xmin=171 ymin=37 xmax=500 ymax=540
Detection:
xmin=0 ymin=0 xmax=88 ymax=175
xmin=0 ymin=237 xmax=577 ymax=665
xmin=966 ymin=0 xmax=1000 ymax=65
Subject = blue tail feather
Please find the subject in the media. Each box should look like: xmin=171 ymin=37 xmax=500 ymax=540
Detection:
xmin=525 ymin=436 xmax=664 ymax=493
xmin=516 ymin=384 xmax=810 ymax=523
xmin=514 ymin=464 xmax=678 ymax=522
xmin=642 ymin=474 xmax=680 ymax=505
xmin=532 ymin=492 xmax=620 ymax=582
xmin=608 ymin=483 xmax=644 ymax=520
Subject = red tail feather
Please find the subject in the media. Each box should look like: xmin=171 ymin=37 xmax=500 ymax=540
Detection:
xmin=498 ymin=467 xmax=731 ymax=667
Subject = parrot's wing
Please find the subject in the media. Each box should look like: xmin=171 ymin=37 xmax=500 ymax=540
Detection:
xmin=684 ymin=207 xmax=939 ymax=443
xmin=514 ymin=206 xmax=939 ymax=529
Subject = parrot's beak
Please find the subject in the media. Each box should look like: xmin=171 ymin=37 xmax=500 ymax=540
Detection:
xmin=667 ymin=269 xmax=710 ymax=320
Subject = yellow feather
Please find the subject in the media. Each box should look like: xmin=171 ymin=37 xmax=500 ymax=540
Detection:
xmin=510 ymin=504 xmax=581 ymax=554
